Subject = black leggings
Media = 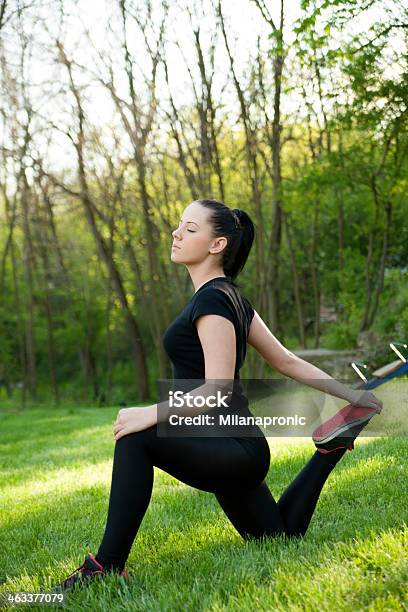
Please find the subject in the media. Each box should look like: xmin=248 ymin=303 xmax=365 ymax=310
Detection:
xmin=95 ymin=423 xmax=347 ymax=572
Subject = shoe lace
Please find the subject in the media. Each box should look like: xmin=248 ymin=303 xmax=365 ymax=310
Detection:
xmin=62 ymin=560 xmax=105 ymax=587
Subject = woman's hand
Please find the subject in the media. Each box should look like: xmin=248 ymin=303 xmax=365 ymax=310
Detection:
xmin=113 ymin=406 xmax=157 ymax=441
xmin=348 ymin=389 xmax=383 ymax=413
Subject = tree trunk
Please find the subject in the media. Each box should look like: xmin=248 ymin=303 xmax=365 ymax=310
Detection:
xmin=58 ymin=42 xmax=149 ymax=400
xmin=282 ymin=209 xmax=306 ymax=348
xmin=20 ymin=172 xmax=37 ymax=400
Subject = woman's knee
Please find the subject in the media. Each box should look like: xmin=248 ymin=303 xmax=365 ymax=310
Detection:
xmin=241 ymin=526 xmax=287 ymax=542
xmin=114 ymin=428 xmax=153 ymax=457
xmin=283 ymin=528 xmax=306 ymax=540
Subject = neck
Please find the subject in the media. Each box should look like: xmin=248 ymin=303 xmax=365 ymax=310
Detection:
xmin=190 ymin=271 xmax=227 ymax=294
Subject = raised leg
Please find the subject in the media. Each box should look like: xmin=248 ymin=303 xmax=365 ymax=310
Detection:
xmin=277 ymin=447 xmax=347 ymax=536
xmin=215 ymin=446 xmax=348 ymax=541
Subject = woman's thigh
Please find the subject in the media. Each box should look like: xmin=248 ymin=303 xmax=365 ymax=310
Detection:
xmin=141 ymin=425 xmax=271 ymax=494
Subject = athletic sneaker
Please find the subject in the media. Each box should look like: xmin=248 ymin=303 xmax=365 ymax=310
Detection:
xmin=52 ymin=552 xmax=129 ymax=593
xmin=312 ymin=404 xmax=379 ymax=454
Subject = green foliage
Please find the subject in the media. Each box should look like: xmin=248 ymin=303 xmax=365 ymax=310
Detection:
xmin=0 ymin=0 xmax=406 ymax=400
xmin=375 ymin=271 xmax=408 ymax=340
xmin=320 ymin=320 xmax=359 ymax=349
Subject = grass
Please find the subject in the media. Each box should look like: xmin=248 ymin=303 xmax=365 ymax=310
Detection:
xmin=0 ymin=405 xmax=407 ymax=611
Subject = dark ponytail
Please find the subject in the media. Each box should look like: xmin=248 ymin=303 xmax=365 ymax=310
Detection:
xmin=196 ymin=199 xmax=255 ymax=287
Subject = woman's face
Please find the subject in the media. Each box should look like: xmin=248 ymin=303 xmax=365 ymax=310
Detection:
xmin=171 ymin=201 xmax=226 ymax=265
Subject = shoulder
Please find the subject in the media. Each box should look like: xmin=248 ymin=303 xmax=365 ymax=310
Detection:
xmin=241 ymin=295 xmax=255 ymax=324
xmin=190 ymin=283 xmax=236 ymax=326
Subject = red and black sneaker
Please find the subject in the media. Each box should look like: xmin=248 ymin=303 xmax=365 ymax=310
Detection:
xmin=312 ymin=404 xmax=379 ymax=454
xmin=52 ymin=552 xmax=129 ymax=593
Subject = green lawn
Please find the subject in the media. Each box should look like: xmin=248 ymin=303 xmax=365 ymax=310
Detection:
xmin=0 ymin=406 xmax=407 ymax=611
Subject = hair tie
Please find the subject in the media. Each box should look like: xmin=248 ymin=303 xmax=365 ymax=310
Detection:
xmin=232 ymin=209 xmax=243 ymax=230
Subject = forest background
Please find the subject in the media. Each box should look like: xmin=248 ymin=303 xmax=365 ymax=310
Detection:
xmin=0 ymin=0 xmax=407 ymax=407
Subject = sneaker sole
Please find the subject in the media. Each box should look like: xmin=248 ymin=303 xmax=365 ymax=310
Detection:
xmin=312 ymin=413 xmax=375 ymax=444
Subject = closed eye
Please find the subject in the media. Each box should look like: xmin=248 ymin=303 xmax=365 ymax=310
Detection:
xmin=177 ymin=220 xmax=196 ymax=233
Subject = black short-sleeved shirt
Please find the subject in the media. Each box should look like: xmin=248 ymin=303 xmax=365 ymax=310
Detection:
xmin=162 ymin=276 xmax=255 ymax=389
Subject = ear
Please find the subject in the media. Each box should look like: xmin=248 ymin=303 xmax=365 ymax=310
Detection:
xmin=209 ymin=236 xmax=228 ymax=254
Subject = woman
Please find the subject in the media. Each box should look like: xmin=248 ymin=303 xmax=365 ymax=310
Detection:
xmin=54 ymin=199 xmax=383 ymax=592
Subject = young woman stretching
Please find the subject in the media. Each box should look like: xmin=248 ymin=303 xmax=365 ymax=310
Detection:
xmin=54 ymin=199 xmax=383 ymax=592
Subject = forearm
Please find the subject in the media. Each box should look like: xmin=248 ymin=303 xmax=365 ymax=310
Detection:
xmin=280 ymin=356 xmax=356 ymax=403
xmin=149 ymin=380 xmax=234 ymax=424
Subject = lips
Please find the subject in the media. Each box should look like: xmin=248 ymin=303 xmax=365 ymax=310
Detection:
xmin=172 ymin=244 xmax=181 ymax=249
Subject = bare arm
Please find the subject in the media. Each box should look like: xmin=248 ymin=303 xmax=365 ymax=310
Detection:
xmin=247 ymin=311 xmax=298 ymax=370
xmin=152 ymin=313 xmax=236 ymax=423
xmin=247 ymin=310 xmax=382 ymax=409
